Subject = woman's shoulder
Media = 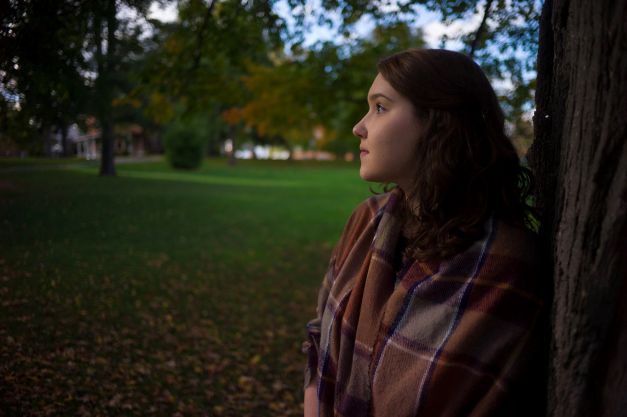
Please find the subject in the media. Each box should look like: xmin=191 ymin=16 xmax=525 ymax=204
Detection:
xmin=344 ymin=191 xmax=393 ymax=231
xmin=439 ymin=214 xmax=545 ymax=286
xmin=490 ymin=216 xmax=543 ymax=264
xmin=463 ymin=213 xmax=547 ymax=295
xmin=456 ymin=213 xmax=541 ymax=261
xmin=330 ymin=190 xmax=394 ymax=261
xmin=353 ymin=190 xmax=393 ymax=216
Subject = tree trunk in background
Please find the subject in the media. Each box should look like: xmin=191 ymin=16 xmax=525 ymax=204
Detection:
xmin=530 ymin=0 xmax=627 ymax=415
xmin=98 ymin=0 xmax=117 ymax=176
xmin=44 ymin=128 xmax=52 ymax=158
xmin=228 ymin=124 xmax=237 ymax=166
xmin=100 ymin=116 xmax=116 ymax=174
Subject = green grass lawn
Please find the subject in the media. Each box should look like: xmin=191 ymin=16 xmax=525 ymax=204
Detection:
xmin=0 ymin=157 xmax=374 ymax=416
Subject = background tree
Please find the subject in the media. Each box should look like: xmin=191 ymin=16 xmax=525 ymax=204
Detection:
xmin=84 ymin=0 xmax=155 ymax=176
xmin=530 ymin=0 xmax=627 ymax=414
xmin=0 ymin=0 xmax=88 ymax=157
xmin=2 ymin=0 xmax=540 ymax=165
xmin=242 ymin=22 xmax=425 ymax=156
xmin=132 ymin=0 xmax=286 ymax=166
xmin=0 ymin=94 xmax=42 ymax=155
xmin=1 ymin=0 xmax=156 ymax=171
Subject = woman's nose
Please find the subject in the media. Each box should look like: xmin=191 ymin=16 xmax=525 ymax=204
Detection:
xmin=353 ymin=117 xmax=367 ymax=139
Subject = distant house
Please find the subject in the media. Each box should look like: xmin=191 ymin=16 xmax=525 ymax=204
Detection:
xmin=74 ymin=124 xmax=158 ymax=159
xmin=75 ymin=130 xmax=100 ymax=160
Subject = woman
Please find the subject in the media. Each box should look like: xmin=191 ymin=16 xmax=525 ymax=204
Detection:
xmin=303 ymin=49 xmax=548 ymax=416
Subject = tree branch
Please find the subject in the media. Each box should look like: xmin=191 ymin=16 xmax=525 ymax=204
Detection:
xmin=191 ymin=0 xmax=216 ymax=72
xmin=177 ymin=0 xmax=216 ymax=99
xmin=469 ymin=0 xmax=494 ymax=58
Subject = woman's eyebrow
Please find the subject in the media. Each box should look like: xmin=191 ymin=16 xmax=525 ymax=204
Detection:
xmin=368 ymin=93 xmax=394 ymax=102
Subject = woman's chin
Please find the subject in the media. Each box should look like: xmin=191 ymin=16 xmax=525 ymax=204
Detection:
xmin=359 ymin=168 xmax=370 ymax=182
xmin=359 ymin=169 xmax=382 ymax=183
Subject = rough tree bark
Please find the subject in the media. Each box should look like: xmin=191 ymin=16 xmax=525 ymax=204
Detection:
xmin=530 ymin=0 xmax=627 ymax=415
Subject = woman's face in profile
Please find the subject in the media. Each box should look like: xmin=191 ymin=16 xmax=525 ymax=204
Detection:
xmin=353 ymin=74 xmax=423 ymax=190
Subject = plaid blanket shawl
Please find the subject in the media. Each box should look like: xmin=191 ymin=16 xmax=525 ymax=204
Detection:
xmin=303 ymin=187 xmax=547 ymax=416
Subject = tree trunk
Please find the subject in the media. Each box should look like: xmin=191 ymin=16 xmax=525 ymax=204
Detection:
xmin=44 ymin=127 xmax=52 ymax=158
xmin=531 ymin=0 xmax=627 ymax=415
xmin=98 ymin=0 xmax=117 ymax=176
xmin=228 ymin=124 xmax=237 ymax=166
xmin=99 ymin=116 xmax=116 ymax=175
xmin=285 ymin=141 xmax=294 ymax=163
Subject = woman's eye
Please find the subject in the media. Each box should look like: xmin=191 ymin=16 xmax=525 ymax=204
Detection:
xmin=375 ymin=104 xmax=385 ymax=114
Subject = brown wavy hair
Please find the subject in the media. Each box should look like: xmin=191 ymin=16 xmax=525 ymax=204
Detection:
xmin=376 ymin=49 xmax=538 ymax=262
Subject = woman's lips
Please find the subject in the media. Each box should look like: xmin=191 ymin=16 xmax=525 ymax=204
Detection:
xmin=360 ymin=151 xmax=369 ymax=157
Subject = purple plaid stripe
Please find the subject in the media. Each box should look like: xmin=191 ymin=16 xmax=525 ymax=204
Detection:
xmin=370 ymin=264 xmax=440 ymax=383
xmin=413 ymin=213 xmax=499 ymax=413
xmin=318 ymin=289 xmax=353 ymax=410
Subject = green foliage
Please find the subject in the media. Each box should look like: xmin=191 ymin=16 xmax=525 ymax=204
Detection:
xmin=0 ymin=0 xmax=89 ymax=154
xmin=289 ymin=0 xmax=540 ymax=122
xmin=1 ymin=0 xmax=156 ymax=169
xmin=0 ymin=96 xmax=42 ymax=155
xmin=2 ymin=0 xmax=540 ymax=163
xmin=163 ymin=117 xmax=208 ymax=170
xmin=130 ymin=0 xmax=289 ymax=162
xmin=323 ymin=137 xmax=358 ymax=156
xmin=133 ymin=0 xmax=286 ymax=121
xmin=243 ymin=22 xmax=426 ymax=152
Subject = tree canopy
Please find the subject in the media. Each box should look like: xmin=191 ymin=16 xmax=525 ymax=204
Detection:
xmin=1 ymin=0 xmax=541 ymax=166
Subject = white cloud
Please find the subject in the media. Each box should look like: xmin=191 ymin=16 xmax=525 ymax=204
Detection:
xmin=148 ymin=1 xmax=178 ymax=22
xmin=146 ymin=0 xmax=479 ymax=54
xmin=422 ymin=13 xmax=482 ymax=50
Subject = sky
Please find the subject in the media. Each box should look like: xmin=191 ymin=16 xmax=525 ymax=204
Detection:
xmin=145 ymin=0 xmax=533 ymax=116
xmin=146 ymin=0 xmax=474 ymax=51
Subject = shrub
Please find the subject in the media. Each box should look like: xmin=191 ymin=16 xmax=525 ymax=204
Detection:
xmin=163 ymin=121 xmax=206 ymax=170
